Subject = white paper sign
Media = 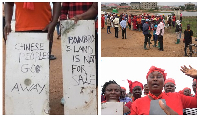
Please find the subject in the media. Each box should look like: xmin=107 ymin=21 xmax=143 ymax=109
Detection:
xmin=61 ymin=20 xmax=97 ymax=115
xmin=101 ymin=102 xmax=123 ymax=115
xmin=5 ymin=33 xmax=49 ymax=115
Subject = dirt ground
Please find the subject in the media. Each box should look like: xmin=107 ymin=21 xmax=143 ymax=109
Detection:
xmin=3 ymin=31 xmax=64 ymax=115
xmin=101 ymin=26 xmax=197 ymax=57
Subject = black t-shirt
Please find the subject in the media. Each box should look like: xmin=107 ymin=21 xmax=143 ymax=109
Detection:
xmin=184 ymin=29 xmax=193 ymax=43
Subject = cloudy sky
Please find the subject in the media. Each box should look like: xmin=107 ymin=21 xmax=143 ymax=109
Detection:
xmin=101 ymin=2 xmax=197 ymax=7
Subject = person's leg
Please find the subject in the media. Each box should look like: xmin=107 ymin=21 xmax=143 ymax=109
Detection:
xmin=160 ymin=36 xmax=163 ymax=51
xmin=122 ymin=29 xmax=124 ymax=39
xmin=109 ymin=26 xmax=111 ymax=33
xmin=124 ymin=28 xmax=126 ymax=39
xmin=116 ymin=27 xmax=118 ymax=38
xmin=115 ymin=27 xmax=117 ymax=37
xmin=144 ymin=34 xmax=148 ymax=50
xmin=184 ymin=42 xmax=189 ymax=56
xmin=107 ymin=26 xmax=109 ymax=34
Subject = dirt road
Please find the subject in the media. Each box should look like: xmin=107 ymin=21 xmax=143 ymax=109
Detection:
xmin=101 ymin=27 xmax=197 ymax=57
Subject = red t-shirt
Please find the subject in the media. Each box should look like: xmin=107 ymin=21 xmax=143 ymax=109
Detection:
xmin=130 ymin=92 xmax=197 ymax=115
xmin=15 ymin=2 xmax=52 ymax=31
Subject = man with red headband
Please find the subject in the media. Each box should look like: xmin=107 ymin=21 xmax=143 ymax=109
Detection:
xmin=120 ymin=87 xmax=132 ymax=104
xmin=164 ymin=78 xmax=176 ymax=93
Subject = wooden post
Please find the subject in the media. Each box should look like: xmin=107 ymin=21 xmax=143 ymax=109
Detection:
xmin=61 ymin=20 xmax=97 ymax=115
xmin=5 ymin=33 xmax=49 ymax=115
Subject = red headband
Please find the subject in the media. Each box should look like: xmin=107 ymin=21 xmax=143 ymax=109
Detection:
xmin=164 ymin=78 xmax=176 ymax=85
xmin=146 ymin=66 xmax=167 ymax=81
xmin=127 ymin=79 xmax=143 ymax=93
xmin=183 ymin=87 xmax=191 ymax=92
xmin=121 ymin=87 xmax=126 ymax=91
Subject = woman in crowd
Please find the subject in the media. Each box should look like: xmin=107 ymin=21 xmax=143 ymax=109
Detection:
xmin=130 ymin=65 xmax=197 ymax=115
xmin=101 ymin=80 xmax=130 ymax=115
xmin=125 ymin=80 xmax=143 ymax=110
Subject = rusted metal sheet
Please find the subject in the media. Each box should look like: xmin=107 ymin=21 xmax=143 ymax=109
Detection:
xmin=101 ymin=102 xmax=123 ymax=115
xmin=5 ymin=33 xmax=49 ymax=115
xmin=61 ymin=20 xmax=97 ymax=115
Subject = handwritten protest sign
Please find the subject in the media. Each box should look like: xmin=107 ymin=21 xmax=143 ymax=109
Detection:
xmin=61 ymin=20 xmax=97 ymax=115
xmin=5 ymin=33 xmax=49 ymax=115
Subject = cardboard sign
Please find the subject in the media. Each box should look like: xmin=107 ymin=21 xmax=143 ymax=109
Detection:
xmin=149 ymin=99 xmax=166 ymax=115
xmin=5 ymin=33 xmax=49 ymax=115
xmin=101 ymin=102 xmax=123 ymax=115
xmin=61 ymin=20 xmax=97 ymax=115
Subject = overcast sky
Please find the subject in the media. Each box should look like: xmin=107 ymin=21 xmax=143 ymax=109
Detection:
xmin=101 ymin=2 xmax=197 ymax=7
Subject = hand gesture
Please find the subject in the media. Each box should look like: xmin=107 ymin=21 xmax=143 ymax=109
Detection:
xmin=159 ymin=100 xmax=178 ymax=115
xmin=71 ymin=15 xmax=82 ymax=24
xmin=180 ymin=65 xmax=197 ymax=79
xmin=43 ymin=22 xmax=57 ymax=41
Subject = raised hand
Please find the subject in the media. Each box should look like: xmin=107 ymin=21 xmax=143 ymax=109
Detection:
xmin=180 ymin=65 xmax=197 ymax=79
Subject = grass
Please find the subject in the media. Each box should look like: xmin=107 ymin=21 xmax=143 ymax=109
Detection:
xmin=166 ymin=16 xmax=197 ymax=37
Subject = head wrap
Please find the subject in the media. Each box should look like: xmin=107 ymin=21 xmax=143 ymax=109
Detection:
xmin=183 ymin=87 xmax=191 ymax=92
xmin=164 ymin=78 xmax=176 ymax=85
xmin=127 ymin=79 xmax=143 ymax=93
xmin=146 ymin=66 xmax=167 ymax=81
xmin=121 ymin=87 xmax=126 ymax=91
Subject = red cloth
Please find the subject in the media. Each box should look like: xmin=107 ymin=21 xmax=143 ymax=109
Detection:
xmin=101 ymin=16 xmax=105 ymax=28
xmin=15 ymin=2 xmax=52 ymax=31
xmin=121 ymin=87 xmax=126 ymax=91
xmin=127 ymin=80 xmax=143 ymax=93
xmin=130 ymin=92 xmax=197 ymax=115
xmin=179 ymin=90 xmax=184 ymax=94
xmin=183 ymin=87 xmax=191 ymax=92
xmin=148 ymin=91 xmax=163 ymax=100
xmin=60 ymin=2 xmax=93 ymax=20
xmin=133 ymin=18 xmax=137 ymax=30
xmin=146 ymin=66 xmax=167 ymax=81
xmin=164 ymin=78 xmax=176 ymax=85
xmin=23 ymin=2 xmax=34 ymax=10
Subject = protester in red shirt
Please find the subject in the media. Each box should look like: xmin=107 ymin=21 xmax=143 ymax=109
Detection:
xmin=125 ymin=80 xmax=143 ymax=110
xmin=130 ymin=65 xmax=197 ymax=115
xmin=101 ymin=14 xmax=105 ymax=29
xmin=172 ymin=14 xmax=176 ymax=27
